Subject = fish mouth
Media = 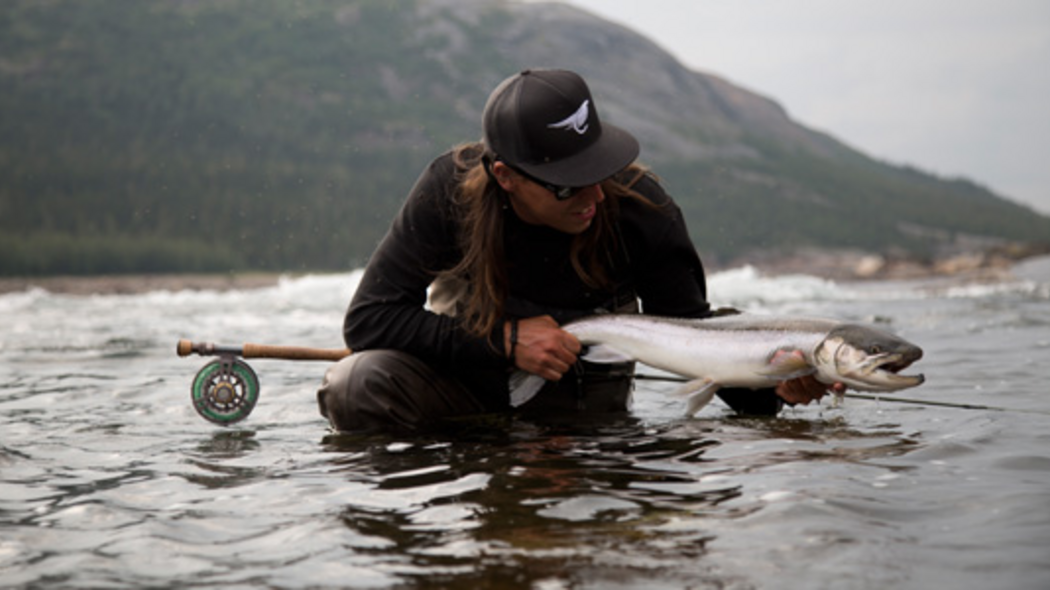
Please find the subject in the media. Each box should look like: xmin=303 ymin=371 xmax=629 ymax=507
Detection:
xmin=871 ymin=349 xmax=925 ymax=387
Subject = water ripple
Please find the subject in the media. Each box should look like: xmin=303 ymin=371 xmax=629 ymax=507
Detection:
xmin=3 ymin=273 xmax=1050 ymax=588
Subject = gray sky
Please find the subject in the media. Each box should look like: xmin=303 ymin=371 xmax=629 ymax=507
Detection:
xmin=560 ymin=0 xmax=1050 ymax=215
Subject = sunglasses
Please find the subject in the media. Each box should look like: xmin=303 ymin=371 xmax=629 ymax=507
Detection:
xmin=497 ymin=160 xmax=588 ymax=201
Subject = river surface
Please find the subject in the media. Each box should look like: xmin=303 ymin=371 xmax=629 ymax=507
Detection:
xmin=2 ymin=260 xmax=1049 ymax=589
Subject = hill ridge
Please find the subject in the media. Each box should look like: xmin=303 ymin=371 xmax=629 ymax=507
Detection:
xmin=1 ymin=0 xmax=1046 ymax=275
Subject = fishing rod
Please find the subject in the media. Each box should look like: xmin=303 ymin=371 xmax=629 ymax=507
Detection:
xmin=177 ymin=339 xmax=1036 ymax=425
xmin=176 ymin=339 xmax=350 ymax=425
xmin=633 ymin=374 xmax=1044 ymax=415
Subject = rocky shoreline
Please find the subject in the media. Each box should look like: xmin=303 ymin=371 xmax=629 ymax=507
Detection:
xmin=723 ymin=247 xmax=1029 ymax=283
xmin=0 ymin=273 xmax=287 ymax=295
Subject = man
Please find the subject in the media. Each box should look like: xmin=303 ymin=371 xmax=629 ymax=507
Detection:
xmin=318 ymin=68 xmax=834 ymax=433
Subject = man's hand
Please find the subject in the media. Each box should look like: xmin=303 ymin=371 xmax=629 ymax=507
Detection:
xmin=506 ymin=315 xmax=581 ymax=381
xmin=776 ymin=374 xmax=845 ymax=406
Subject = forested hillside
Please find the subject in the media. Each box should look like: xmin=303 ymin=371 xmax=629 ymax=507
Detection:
xmin=2 ymin=0 xmax=1047 ymax=275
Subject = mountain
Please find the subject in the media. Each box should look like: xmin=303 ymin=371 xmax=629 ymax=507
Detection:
xmin=2 ymin=0 xmax=1047 ymax=275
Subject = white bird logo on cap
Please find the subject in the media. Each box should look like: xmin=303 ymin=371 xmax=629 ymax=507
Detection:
xmin=547 ymin=100 xmax=590 ymax=135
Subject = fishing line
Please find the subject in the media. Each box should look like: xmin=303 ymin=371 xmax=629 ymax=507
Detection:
xmin=176 ymin=337 xmax=1045 ymax=423
xmin=632 ymin=373 xmax=1048 ymax=415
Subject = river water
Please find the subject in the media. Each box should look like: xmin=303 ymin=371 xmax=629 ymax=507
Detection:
xmin=2 ymin=260 xmax=1049 ymax=589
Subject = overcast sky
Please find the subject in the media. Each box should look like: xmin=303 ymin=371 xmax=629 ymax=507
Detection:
xmin=560 ymin=0 xmax=1050 ymax=215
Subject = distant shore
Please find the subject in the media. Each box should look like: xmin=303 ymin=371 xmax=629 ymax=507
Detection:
xmin=725 ymin=248 xmax=1022 ymax=283
xmin=0 ymin=273 xmax=288 ymax=295
xmin=2 ymin=247 xmax=1046 ymax=296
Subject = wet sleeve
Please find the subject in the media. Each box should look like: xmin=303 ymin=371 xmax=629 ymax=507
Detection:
xmin=342 ymin=157 xmax=507 ymax=369
xmin=628 ymin=175 xmax=782 ymax=416
xmin=716 ymin=388 xmax=784 ymax=416
xmin=625 ymin=176 xmax=711 ymax=318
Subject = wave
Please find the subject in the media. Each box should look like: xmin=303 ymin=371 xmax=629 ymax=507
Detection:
xmin=707 ymin=266 xmax=855 ymax=307
xmin=710 ymin=265 xmax=1049 ymax=306
xmin=0 ymin=287 xmax=51 ymax=312
xmin=939 ymin=280 xmax=1049 ymax=301
xmin=274 ymin=270 xmax=364 ymax=303
xmin=129 ymin=271 xmax=364 ymax=312
xmin=2 ymin=265 xmax=1046 ymax=311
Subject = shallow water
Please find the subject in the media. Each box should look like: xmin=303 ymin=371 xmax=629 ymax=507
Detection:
xmin=2 ymin=262 xmax=1049 ymax=589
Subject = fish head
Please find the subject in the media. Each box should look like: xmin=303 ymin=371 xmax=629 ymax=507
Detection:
xmin=814 ymin=324 xmax=925 ymax=392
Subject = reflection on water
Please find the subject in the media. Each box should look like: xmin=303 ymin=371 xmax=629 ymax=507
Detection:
xmin=2 ymin=269 xmax=1050 ymax=588
xmin=291 ymin=415 xmax=926 ymax=589
xmin=322 ymin=420 xmax=729 ymax=588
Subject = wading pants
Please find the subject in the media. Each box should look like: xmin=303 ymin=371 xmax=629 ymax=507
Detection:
xmin=316 ymin=349 xmax=635 ymax=434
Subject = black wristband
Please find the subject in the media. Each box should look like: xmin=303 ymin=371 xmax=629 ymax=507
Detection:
xmin=508 ymin=318 xmax=519 ymax=362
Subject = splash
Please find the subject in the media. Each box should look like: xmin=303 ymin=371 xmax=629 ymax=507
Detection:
xmin=708 ymin=265 xmax=856 ymax=308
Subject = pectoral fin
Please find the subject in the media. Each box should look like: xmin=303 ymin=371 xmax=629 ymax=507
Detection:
xmin=673 ymin=378 xmax=721 ymax=417
xmin=509 ymin=371 xmax=546 ymax=407
xmin=758 ymin=349 xmax=816 ymax=381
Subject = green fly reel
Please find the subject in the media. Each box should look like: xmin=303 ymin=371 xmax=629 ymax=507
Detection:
xmin=191 ymin=357 xmax=260 ymax=425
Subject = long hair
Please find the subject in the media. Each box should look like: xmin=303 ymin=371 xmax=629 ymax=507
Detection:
xmin=447 ymin=142 xmax=654 ymax=338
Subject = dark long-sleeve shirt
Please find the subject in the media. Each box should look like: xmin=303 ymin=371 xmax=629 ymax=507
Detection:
xmin=344 ymin=150 xmax=713 ymax=403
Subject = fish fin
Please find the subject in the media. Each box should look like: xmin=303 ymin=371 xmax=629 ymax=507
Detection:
xmin=578 ymin=344 xmax=634 ymax=364
xmin=509 ymin=371 xmax=546 ymax=407
xmin=758 ymin=348 xmax=816 ymax=381
xmin=673 ymin=379 xmax=721 ymax=417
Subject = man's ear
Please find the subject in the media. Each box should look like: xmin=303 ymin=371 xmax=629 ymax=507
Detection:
xmin=490 ymin=161 xmax=516 ymax=191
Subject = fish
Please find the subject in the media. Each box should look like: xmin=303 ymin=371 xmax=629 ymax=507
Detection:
xmin=509 ymin=313 xmax=925 ymax=415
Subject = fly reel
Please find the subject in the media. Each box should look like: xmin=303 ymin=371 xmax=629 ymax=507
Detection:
xmin=177 ymin=338 xmax=351 ymax=426
xmin=191 ymin=356 xmax=260 ymax=425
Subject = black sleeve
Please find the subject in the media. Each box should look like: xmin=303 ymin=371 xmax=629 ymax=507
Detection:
xmin=620 ymin=174 xmax=711 ymax=319
xmin=716 ymin=388 xmax=785 ymax=416
xmin=626 ymin=175 xmax=782 ymax=416
xmin=342 ymin=155 xmax=507 ymax=369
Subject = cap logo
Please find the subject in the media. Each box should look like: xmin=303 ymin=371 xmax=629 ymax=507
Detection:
xmin=547 ymin=99 xmax=590 ymax=135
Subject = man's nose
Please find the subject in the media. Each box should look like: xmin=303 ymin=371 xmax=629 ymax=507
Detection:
xmin=576 ymin=183 xmax=604 ymax=204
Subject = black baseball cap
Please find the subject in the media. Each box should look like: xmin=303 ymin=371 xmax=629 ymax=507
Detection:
xmin=482 ymin=69 xmax=640 ymax=188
